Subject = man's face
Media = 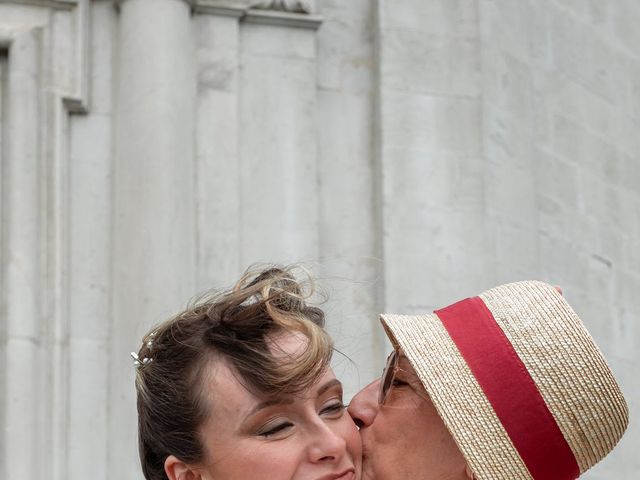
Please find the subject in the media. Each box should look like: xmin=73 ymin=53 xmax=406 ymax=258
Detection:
xmin=347 ymin=354 xmax=469 ymax=480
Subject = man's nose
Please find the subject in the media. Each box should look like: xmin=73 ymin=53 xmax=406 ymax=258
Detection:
xmin=347 ymin=379 xmax=380 ymax=429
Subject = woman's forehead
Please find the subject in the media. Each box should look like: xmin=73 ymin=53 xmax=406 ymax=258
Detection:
xmin=267 ymin=330 xmax=309 ymax=359
xmin=203 ymin=362 xmax=341 ymax=429
xmin=207 ymin=355 xmax=338 ymax=400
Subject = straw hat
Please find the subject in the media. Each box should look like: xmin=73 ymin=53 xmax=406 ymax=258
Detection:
xmin=381 ymin=281 xmax=628 ymax=480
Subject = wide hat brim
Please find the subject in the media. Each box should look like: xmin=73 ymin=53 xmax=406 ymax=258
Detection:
xmin=381 ymin=281 xmax=628 ymax=480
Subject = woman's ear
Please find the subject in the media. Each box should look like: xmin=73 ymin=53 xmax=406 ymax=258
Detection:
xmin=164 ymin=455 xmax=201 ymax=480
xmin=465 ymin=463 xmax=476 ymax=479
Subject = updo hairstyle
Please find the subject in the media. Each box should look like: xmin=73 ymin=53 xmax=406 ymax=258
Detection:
xmin=133 ymin=266 xmax=333 ymax=480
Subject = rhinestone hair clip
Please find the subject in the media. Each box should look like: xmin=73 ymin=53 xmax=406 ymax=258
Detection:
xmin=130 ymin=351 xmax=153 ymax=368
xmin=131 ymin=332 xmax=156 ymax=369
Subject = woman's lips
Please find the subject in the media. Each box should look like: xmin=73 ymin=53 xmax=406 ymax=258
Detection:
xmin=334 ymin=470 xmax=355 ymax=480
xmin=316 ymin=468 xmax=356 ymax=480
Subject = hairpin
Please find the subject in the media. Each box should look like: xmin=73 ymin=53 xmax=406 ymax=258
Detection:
xmin=146 ymin=331 xmax=156 ymax=349
xmin=130 ymin=351 xmax=153 ymax=368
xmin=131 ymin=331 xmax=157 ymax=368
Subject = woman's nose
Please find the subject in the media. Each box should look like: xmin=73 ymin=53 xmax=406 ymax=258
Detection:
xmin=308 ymin=421 xmax=348 ymax=463
xmin=347 ymin=379 xmax=380 ymax=429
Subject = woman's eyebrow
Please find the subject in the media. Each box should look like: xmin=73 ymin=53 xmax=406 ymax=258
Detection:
xmin=317 ymin=378 xmax=342 ymax=397
xmin=245 ymin=379 xmax=342 ymax=419
xmin=247 ymin=398 xmax=293 ymax=418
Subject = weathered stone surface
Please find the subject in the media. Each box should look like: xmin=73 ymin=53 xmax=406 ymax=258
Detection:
xmin=195 ymin=13 xmax=242 ymax=289
xmin=480 ymin=0 xmax=640 ymax=475
xmin=239 ymin=58 xmax=318 ymax=263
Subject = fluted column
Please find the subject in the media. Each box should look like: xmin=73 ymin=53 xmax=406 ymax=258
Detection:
xmin=111 ymin=0 xmax=196 ymax=476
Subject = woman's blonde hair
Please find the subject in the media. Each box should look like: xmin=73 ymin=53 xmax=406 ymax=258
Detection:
xmin=133 ymin=266 xmax=333 ymax=480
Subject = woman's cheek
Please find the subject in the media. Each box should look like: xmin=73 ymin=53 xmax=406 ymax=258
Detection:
xmin=341 ymin=414 xmax=363 ymax=461
xmin=261 ymin=440 xmax=305 ymax=476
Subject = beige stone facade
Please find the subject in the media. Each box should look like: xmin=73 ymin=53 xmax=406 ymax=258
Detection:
xmin=0 ymin=0 xmax=638 ymax=477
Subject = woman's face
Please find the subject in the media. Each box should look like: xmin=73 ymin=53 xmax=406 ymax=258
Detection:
xmin=195 ymin=333 xmax=362 ymax=480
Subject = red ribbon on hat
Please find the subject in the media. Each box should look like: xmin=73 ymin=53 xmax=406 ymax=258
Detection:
xmin=435 ymin=296 xmax=579 ymax=480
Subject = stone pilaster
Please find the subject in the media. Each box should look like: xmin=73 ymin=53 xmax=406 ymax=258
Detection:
xmin=194 ymin=3 xmax=244 ymax=289
xmin=111 ymin=0 xmax=196 ymax=475
xmin=2 ymin=29 xmax=44 ymax=480
xmin=375 ymin=0 xmax=488 ymax=312
xmin=315 ymin=0 xmax=384 ymax=398
xmin=67 ymin=2 xmax=115 ymax=478
xmin=238 ymin=9 xmax=321 ymax=265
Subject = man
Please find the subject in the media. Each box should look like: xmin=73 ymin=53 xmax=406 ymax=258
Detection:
xmin=348 ymin=281 xmax=628 ymax=480
xmin=348 ymin=356 xmax=473 ymax=479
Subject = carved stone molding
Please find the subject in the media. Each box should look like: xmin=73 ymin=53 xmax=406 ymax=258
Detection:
xmin=64 ymin=0 xmax=90 ymax=113
xmin=0 ymin=0 xmax=76 ymax=9
xmin=194 ymin=0 xmax=245 ymax=17
xmin=249 ymin=0 xmax=311 ymax=14
xmin=115 ymin=0 xmax=195 ymax=7
xmin=191 ymin=0 xmax=322 ymax=28
xmin=117 ymin=0 xmax=314 ymax=15
xmin=0 ymin=1 xmax=91 ymax=113
xmin=243 ymin=8 xmax=322 ymax=29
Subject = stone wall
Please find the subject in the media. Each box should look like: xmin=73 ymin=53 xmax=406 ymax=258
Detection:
xmin=0 ymin=0 xmax=637 ymax=477
xmin=479 ymin=1 xmax=640 ymax=476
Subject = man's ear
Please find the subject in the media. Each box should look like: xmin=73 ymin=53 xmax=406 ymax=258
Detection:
xmin=465 ymin=463 xmax=476 ymax=479
xmin=164 ymin=454 xmax=202 ymax=480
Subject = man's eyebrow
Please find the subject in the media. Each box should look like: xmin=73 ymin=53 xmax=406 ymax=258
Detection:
xmin=397 ymin=357 xmax=416 ymax=373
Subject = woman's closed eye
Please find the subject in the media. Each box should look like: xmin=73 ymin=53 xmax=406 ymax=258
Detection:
xmin=320 ymin=400 xmax=346 ymax=417
xmin=258 ymin=420 xmax=294 ymax=438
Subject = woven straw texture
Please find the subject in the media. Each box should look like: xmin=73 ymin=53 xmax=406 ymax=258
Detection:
xmin=381 ymin=281 xmax=628 ymax=480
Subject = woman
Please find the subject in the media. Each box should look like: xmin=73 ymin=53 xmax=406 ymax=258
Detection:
xmin=132 ymin=266 xmax=361 ymax=480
